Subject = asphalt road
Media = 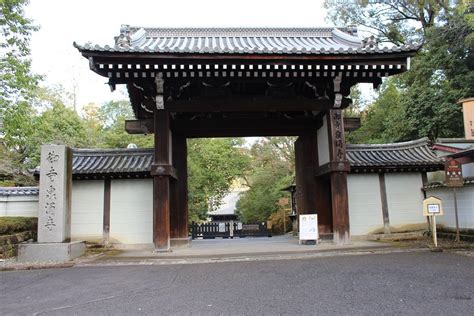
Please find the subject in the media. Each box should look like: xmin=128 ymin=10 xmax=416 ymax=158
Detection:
xmin=1 ymin=251 xmax=473 ymax=315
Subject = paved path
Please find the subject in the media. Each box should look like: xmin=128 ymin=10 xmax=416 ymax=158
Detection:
xmin=1 ymin=252 xmax=473 ymax=315
xmin=109 ymin=235 xmax=392 ymax=259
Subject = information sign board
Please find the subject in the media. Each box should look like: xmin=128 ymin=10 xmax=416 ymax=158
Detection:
xmin=422 ymin=196 xmax=444 ymax=217
xmin=445 ymin=159 xmax=463 ymax=187
xmin=299 ymin=214 xmax=318 ymax=241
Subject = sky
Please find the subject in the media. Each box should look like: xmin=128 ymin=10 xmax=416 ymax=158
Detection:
xmin=25 ymin=0 xmax=333 ymax=112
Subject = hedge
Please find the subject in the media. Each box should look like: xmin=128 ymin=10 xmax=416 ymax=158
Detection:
xmin=0 ymin=217 xmax=37 ymax=235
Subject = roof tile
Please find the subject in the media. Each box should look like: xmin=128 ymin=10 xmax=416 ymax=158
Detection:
xmin=74 ymin=26 xmax=420 ymax=56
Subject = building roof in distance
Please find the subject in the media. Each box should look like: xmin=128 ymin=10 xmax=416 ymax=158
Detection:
xmin=346 ymin=137 xmax=443 ymax=172
xmin=68 ymin=138 xmax=442 ymax=179
xmin=74 ymin=25 xmax=419 ymax=56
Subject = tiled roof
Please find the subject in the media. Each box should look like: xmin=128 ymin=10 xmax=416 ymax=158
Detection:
xmin=72 ymin=148 xmax=153 ymax=177
xmin=346 ymin=138 xmax=443 ymax=171
xmin=423 ymin=177 xmax=474 ymax=189
xmin=74 ymin=25 xmax=419 ymax=55
xmin=0 ymin=187 xmax=39 ymax=196
xmin=70 ymin=138 xmax=442 ymax=178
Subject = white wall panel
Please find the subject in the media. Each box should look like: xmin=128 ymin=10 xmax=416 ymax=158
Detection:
xmin=348 ymin=174 xmax=384 ymax=235
xmin=0 ymin=196 xmax=38 ymax=217
xmin=427 ymin=186 xmax=474 ymax=230
xmin=0 ymin=197 xmax=6 ymax=216
xmin=110 ymin=179 xmax=153 ymax=245
xmin=71 ymin=180 xmax=104 ymax=241
xmin=317 ymin=115 xmax=330 ymax=166
xmin=385 ymin=173 xmax=426 ymax=228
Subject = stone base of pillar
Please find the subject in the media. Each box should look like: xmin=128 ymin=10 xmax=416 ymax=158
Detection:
xmin=153 ymin=247 xmax=172 ymax=253
xmin=333 ymin=231 xmax=351 ymax=245
xmin=17 ymin=241 xmax=86 ymax=263
xmin=170 ymin=237 xmax=192 ymax=248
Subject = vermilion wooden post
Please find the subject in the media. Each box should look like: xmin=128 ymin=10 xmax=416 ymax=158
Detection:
xmin=327 ymin=110 xmax=351 ymax=244
xmin=171 ymin=134 xmax=189 ymax=246
xmin=152 ymin=110 xmax=172 ymax=251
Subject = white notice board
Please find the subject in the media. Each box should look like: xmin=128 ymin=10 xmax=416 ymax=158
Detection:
xmin=299 ymin=214 xmax=319 ymax=241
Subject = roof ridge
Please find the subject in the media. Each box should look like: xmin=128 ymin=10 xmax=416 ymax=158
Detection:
xmin=126 ymin=25 xmax=358 ymax=39
xmin=72 ymin=148 xmax=154 ymax=155
xmin=347 ymin=137 xmax=430 ymax=150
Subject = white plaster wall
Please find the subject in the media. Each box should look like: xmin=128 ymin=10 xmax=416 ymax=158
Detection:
xmin=317 ymin=115 xmax=330 ymax=166
xmin=462 ymin=162 xmax=474 ymax=178
xmin=348 ymin=174 xmax=384 ymax=235
xmin=0 ymin=196 xmax=38 ymax=217
xmin=427 ymin=186 xmax=474 ymax=230
xmin=71 ymin=180 xmax=104 ymax=242
xmin=385 ymin=173 xmax=426 ymax=228
xmin=110 ymin=179 xmax=153 ymax=245
xmin=0 ymin=197 xmax=6 ymax=216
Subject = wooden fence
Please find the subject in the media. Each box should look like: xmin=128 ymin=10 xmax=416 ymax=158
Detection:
xmin=191 ymin=222 xmax=271 ymax=239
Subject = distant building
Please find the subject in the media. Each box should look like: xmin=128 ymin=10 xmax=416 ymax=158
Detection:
xmin=208 ymin=188 xmax=247 ymax=222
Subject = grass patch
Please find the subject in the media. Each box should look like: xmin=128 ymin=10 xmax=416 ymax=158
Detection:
xmin=0 ymin=217 xmax=37 ymax=235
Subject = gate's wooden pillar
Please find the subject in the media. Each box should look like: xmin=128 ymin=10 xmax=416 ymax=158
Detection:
xmin=295 ymin=134 xmax=333 ymax=234
xmin=295 ymin=135 xmax=318 ymax=216
xmin=151 ymin=109 xmax=175 ymax=251
xmin=327 ymin=109 xmax=351 ymax=244
xmin=170 ymin=133 xmax=189 ymax=246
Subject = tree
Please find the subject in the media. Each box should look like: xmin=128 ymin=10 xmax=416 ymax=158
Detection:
xmin=347 ymin=79 xmax=403 ymax=143
xmin=397 ymin=6 xmax=472 ymax=140
xmin=324 ymin=0 xmax=450 ymax=44
xmin=80 ymin=100 xmax=154 ymax=149
xmin=236 ymin=137 xmax=295 ymax=223
xmin=187 ymin=138 xmax=249 ymax=222
xmin=0 ymin=0 xmax=40 ymax=135
xmin=330 ymin=2 xmax=472 ymax=143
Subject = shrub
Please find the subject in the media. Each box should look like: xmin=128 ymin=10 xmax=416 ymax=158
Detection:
xmin=0 ymin=217 xmax=37 ymax=235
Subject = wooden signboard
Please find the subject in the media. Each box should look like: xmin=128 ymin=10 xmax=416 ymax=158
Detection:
xmin=422 ymin=196 xmax=444 ymax=217
xmin=422 ymin=196 xmax=443 ymax=247
xmin=445 ymin=159 xmax=463 ymax=187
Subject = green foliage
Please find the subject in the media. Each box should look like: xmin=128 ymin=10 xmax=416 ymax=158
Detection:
xmin=81 ymin=100 xmax=153 ymax=149
xmin=93 ymin=100 xmax=153 ymax=148
xmin=268 ymin=208 xmax=292 ymax=235
xmin=347 ymin=79 xmax=403 ymax=143
xmin=0 ymin=217 xmax=37 ymax=235
xmin=236 ymin=137 xmax=294 ymax=223
xmin=324 ymin=0 xmax=450 ymax=44
xmin=337 ymin=3 xmax=472 ymax=143
xmin=188 ymin=138 xmax=249 ymax=222
xmin=0 ymin=0 xmax=40 ymax=129
xmin=397 ymin=7 xmax=472 ymax=140
xmin=0 ymin=145 xmax=35 ymax=185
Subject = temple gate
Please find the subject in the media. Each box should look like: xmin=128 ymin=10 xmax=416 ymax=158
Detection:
xmin=75 ymin=26 xmax=416 ymax=251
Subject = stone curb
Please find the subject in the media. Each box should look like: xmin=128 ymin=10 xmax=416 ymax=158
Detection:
xmin=76 ymin=246 xmax=429 ymax=267
xmin=2 ymin=245 xmax=471 ymax=271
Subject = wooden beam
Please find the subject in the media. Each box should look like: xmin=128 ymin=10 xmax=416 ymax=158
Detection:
xmin=126 ymin=117 xmax=357 ymax=136
xmin=85 ymin=52 xmax=415 ymax=63
xmin=343 ymin=117 xmax=361 ymax=132
xmin=165 ymin=96 xmax=351 ymax=112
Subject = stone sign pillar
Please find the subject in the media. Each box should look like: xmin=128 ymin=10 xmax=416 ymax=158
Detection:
xmin=18 ymin=145 xmax=85 ymax=262
xmin=38 ymin=145 xmax=72 ymax=242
